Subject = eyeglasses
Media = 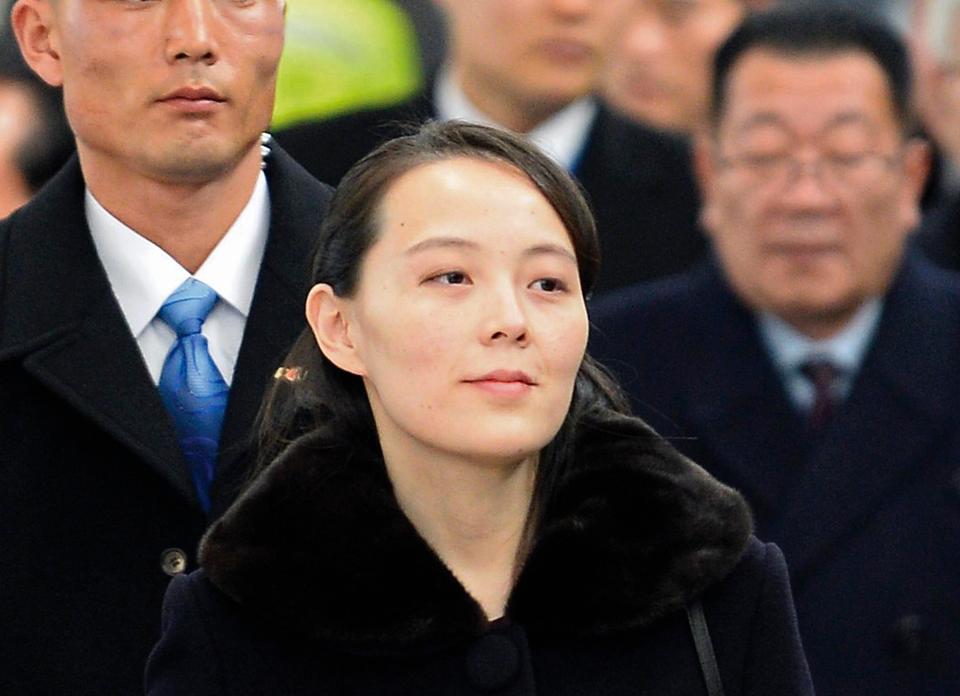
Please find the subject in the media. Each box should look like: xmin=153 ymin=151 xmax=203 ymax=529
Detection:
xmin=717 ymin=149 xmax=903 ymax=191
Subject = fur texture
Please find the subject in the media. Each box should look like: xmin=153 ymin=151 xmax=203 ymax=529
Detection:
xmin=200 ymin=411 xmax=752 ymax=652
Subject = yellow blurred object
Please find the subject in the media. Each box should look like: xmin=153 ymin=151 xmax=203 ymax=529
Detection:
xmin=273 ymin=0 xmax=423 ymax=129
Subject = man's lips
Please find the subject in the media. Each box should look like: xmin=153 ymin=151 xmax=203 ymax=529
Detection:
xmin=540 ymin=38 xmax=592 ymax=63
xmin=159 ymin=86 xmax=226 ymax=102
xmin=157 ymin=86 xmax=226 ymax=113
xmin=767 ymin=242 xmax=842 ymax=256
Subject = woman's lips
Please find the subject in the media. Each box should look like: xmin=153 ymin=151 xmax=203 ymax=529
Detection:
xmin=464 ymin=370 xmax=537 ymax=397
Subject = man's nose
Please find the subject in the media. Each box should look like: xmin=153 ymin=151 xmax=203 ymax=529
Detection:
xmin=164 ymin=0 xmax=219 ymax=65
xmin=779 ymin=155 xmax=838 ymax=209
xmin=549 ymin=0 xmax=593 ymax=20
xmin=620 ymin=11 xmax=668 ymax=58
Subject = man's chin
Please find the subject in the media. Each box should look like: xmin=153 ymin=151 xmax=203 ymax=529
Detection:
xmin=149 ymin=144 xmax=257 ymax=185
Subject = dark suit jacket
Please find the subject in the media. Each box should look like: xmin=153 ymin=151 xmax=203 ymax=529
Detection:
xmin=273 ymin=93 xmax=706 ymax=295
xmin=0 ymin=147 xmax=333 ymax=694
xmin=916 ymin=190 xmax=960 ymax=272
xmin=589 ymin=254 xmax=960 ymax=695
xmin=146 ymin=414 xmax=811 ymax=695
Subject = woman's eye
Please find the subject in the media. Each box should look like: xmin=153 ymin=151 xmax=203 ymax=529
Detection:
xmin=429 ymin=271 xmax=470 ymax=285
xmin=531 ymin=278 xmax=566 ymax=293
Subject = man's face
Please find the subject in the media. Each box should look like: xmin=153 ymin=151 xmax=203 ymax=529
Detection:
xmin=603 ymin=0 xmax=746 ymax=133
xmin=438 ymin=0 xmax=627 ymax=114
xmin=17 ymin=0 xmax=285 ymax=184
xmin=697 ymin=49 xmax=929 ymax=337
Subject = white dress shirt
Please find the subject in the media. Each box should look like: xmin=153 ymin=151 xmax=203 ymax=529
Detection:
xmin=433 ymin=65 xmax=597 ymax=172
xmin=87 ymin=172 xmax=271 ymax=386
xmin=757 ymin=298 xmax=883 ymax=413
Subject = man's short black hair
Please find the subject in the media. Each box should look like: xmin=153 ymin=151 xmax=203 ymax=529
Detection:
xmin=711 ymin=6 xmax=913 ymax=131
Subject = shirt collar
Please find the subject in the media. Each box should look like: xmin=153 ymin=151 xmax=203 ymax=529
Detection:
xmin=86 ymin=171 xmax=270 ymax=338
xmin=433 ymin=64 xmax=597 ymax=171
xmin=757 ymin=298 xmax=884 ymax=376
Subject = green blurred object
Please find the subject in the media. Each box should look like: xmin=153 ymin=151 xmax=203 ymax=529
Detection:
xmin=273 ymin=0 xmax=423 ymax=129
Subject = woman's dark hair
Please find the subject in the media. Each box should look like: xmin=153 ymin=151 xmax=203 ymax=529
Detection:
xmin=711 ymin=6 xmax=914 ymax=132
xmin=256 ymin=120 xmax=630 ymax=530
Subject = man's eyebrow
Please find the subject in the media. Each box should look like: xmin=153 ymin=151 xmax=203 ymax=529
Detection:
xmin=734 ymin=111 xmax=874 ymax=137
xmin=733 ymin=112 xmax=790 ymax=136
xmin=821 ymin=111 xmax=874 ymax=131
xmin=404 ymin=237 xmax=480 ymax=255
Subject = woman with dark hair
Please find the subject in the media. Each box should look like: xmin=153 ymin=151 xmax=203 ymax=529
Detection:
xmin=146 ymin=121 xmax=813 ymax=695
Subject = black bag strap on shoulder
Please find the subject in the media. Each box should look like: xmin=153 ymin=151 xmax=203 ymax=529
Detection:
xmin=686 ymin=600 xmax=725 ymax=696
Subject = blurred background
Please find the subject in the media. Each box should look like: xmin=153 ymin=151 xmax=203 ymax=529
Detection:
xmin=1 ymin=0 xmax=956 ymax=260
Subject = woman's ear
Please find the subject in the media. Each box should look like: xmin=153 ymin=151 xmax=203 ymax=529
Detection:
xmin=305 ymin=284 xmax=367 ymax=377
xmin=11 ymin=0 xmax=65 ymax=88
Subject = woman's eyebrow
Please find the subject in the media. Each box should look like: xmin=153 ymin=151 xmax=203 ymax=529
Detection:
xmin=404 ymin=236 xmax=479 ymax=255
xmin=403 ymin=237 xmax=576 ymax=264
xmin=524 ymin=243 xmax=577 ymax=264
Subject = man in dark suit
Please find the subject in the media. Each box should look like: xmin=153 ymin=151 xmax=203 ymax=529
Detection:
xmin=591 ymin=8 xmax=960 ymax=695
xmin=274 ymin=0 xmax=705 ymax=296
xmin=0 ymin=0 xmax=332 ymax=692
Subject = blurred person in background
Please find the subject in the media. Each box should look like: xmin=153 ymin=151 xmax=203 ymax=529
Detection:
xmin=600 ymin=0 xmax=770 ymax=136
xmin=907 ymin=0 xmax=960 ymax=268
xmin=0 ymin=7 xmax=73 ymax=217
xmin=592 ymin=8 xmax=960 ymax=694
xmin=271 ymin=0 xmax=423 ymax=129
xmin=275 ymin=0 xmax=708 ymax=296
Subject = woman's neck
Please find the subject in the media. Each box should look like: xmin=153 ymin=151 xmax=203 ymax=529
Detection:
xmin=383 ymin=447 xmax=538 ymax=621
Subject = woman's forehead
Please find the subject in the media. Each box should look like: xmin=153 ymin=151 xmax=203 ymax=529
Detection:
xmin=373 ymin=157 xmax=575 ymax=256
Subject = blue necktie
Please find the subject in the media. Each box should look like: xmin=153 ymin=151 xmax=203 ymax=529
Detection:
xmin=157 ymin=279 xmax=229 ymax=512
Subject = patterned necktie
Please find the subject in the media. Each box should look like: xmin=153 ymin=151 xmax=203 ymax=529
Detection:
xmin=799 ymin=359 xmax=841 ymax=431
xmin=157 ymin=279 xmax=229 ymax=512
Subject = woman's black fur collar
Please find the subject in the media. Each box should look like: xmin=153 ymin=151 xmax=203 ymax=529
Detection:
xmin=200 ymin=412 xmax=752 ymax=652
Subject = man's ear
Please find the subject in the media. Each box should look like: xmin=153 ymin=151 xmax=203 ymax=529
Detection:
xmin=898 ymin=136 xmax=932 ymax=234
xmin=693 ymin=131 xmax=721 ymax=237
xmin=305 ymin=284 xmax=367 ymax=377
xmin=11 ymin=0 xmax=65 ymax=88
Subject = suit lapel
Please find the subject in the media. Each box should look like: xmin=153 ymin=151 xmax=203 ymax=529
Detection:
xmin=22 ymin=297 xmax=193 ymax=500
xmin=214 ymin=147 xmax=333 ymax=507
xmin=0 ymin=158 xmax=194 ymax=502
xmin=777 ymin=256 xmax=960 ymax=584
xmin=680 ymin=265 xmax=810 ymax=530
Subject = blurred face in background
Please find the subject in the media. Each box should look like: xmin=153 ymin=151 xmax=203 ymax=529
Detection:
xmin=696 ymin=49 xmax=929 ymax=338
xmin=909 ymin=0 xmax=960 ymax=168
xmin=436 ymin=0 xmax=628 ymax=131
xmin=602 ymin=0 xmax=750 ymax=134
xmin=0 ymin=80 xmax=38 ymax=217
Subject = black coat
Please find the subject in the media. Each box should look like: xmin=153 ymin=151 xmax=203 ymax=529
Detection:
xmin=273 ymin=93 xmax=706 ymax=296
xmin=146 ymin=412 xmax=813 ymax=695
xmin=915 ymin=190 xmax=960 ymax=272
xmin=0 ymin=148 xmax=333 ymax=694
xmin=589 ymin=254 xmax=960 ymax=695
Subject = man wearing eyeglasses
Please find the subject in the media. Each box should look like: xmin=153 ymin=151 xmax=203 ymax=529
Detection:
xmin=591 ymin=7 xmax=960 ymax=695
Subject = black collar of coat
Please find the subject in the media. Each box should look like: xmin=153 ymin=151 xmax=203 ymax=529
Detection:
xmin=199 ymin=410 xmax=752 ymax=653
